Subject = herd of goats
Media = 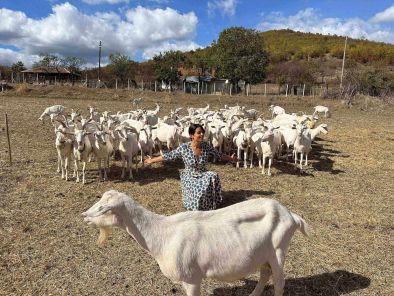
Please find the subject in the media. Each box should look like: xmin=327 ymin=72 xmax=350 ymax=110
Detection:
xmin=38 ymin=102 xmax=330 ymax=183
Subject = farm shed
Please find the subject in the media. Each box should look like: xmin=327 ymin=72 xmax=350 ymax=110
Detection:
xmin=183 ymin=76 xmax=231 ymax=95
xmin=21 ymin=67 xmax=80 ymax=85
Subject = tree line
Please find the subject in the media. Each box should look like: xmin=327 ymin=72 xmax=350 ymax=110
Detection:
xmin=0 ymin=27 xmax=393 ymax=97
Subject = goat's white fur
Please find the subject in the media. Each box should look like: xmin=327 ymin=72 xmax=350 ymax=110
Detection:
xmin=83 ymin=190 xmax=309 ymax=296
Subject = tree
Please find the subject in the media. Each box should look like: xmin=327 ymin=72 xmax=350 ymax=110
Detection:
xmin=11 ymin=61 xmax=26 ymax=73
xmin=108 ymin=53 xmax=131 ymax=82
xmin=273 ymin=61 xmax=315 ymax=85
xmin=214 ymin=27 xmax=269 ymax=87
xmin=61 ymin=56 xmax=85 ymax=74
xmin=184 ymin=46 xmax=217 ymax=76
xmin=153 ymin=50 xmax=185 ymax=86
xmin=33 ymin=53 xmax=61 ymax=68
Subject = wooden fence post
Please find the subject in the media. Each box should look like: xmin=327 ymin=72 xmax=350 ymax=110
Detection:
xmin=5 ymin=114 xmax=12 ymax=166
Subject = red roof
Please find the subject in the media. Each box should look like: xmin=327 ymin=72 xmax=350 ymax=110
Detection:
xmin=21 ymin=67 xmax=72 ymax=74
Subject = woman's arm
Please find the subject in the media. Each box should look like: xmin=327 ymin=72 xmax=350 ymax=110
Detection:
xmin=221 ymin=153 xmax=238 ymax=162
xmin=144 ymin=155 xmax=163 ymax=165
xmin=205 ymin=143 xmax=237 ymax=162
xmin=145 ymin=145 xmax=184 ymax=165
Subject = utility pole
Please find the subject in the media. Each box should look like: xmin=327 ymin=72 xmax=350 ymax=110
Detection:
xmin=98 ymin=40 xmax=102 ymax=84
xmin=340 ymin=36 xmax=347 ymax=89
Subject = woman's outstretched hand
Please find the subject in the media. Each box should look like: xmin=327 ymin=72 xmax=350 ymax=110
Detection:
xmin=144 ymin=155 xmax=153 ymax=165
xmin=230 ymin=153 xmax=238 ymax=162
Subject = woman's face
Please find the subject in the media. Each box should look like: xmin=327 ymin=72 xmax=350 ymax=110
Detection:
xmin=191 ymin=127 xmax=204 ymax=142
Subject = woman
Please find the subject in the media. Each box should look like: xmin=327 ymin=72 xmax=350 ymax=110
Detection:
xmin=144 ymin=123 xmax=237 ymax=210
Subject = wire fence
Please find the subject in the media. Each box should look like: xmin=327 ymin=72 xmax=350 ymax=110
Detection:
xmin=1 ymin=75 xmax=338 ymax=97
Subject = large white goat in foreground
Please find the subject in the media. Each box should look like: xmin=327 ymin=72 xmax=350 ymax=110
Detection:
xmin=83 ymin=190 xmax=309 ymax=296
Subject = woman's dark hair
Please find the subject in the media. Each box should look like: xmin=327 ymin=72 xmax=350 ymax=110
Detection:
xmin=189 ymin=123 xmax=205 ymax=136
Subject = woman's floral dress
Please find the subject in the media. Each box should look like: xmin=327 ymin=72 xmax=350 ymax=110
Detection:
xmin=162 ymin=142 xmax=223 ymax=211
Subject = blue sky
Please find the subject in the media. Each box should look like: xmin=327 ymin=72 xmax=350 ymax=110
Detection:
xmin=0 ymin=0 xmax=393 ymax=67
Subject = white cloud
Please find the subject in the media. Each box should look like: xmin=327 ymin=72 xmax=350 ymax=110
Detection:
xmin=370 ymin=5 xmax=394 ymax=23
xmin=257 ymin=8 xmax=394 ymax=44
xmin=142 ymin=41 xmax=201 ymax=60
xmin=208 ymin=0 xmax=237 ymax=17
xmin=0 ymin=3 xmax=200 ymax=67
xmin=82 ymin=0 xmax=130 ymax=5
xmin=0 ymin=48 xmax=38 ymax=67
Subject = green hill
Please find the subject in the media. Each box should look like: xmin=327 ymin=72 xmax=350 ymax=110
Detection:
xmin=260 ymin=29 xmax=394 ymax=66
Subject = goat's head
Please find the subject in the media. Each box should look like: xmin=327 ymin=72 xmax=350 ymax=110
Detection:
xmin=83 ymin=190 xmax=126 ymax=245
xmin=296 ymin=123 xmax=307 ymax=136
xmin=94 ymin=130 xmax=108 ymax=145
xmin=319 ymin=124 xmax=328 ymax=134
xmin=74 ymin=129 xmax=90 ymax=151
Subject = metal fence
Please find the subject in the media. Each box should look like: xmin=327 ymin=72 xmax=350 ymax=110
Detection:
xmin=1 ymin=75 xmax=336 ymax=97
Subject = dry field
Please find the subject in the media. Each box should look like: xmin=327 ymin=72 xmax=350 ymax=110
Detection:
xmin=1 ymin=86 xmax=393 ymax=296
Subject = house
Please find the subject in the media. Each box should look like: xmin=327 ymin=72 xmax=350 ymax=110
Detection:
xmin=21 ymin=67 xmax=80 ymax=84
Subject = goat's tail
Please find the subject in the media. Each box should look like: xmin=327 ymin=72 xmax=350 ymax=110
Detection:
xmin=291 ymin=212 xmax=310 ymax=237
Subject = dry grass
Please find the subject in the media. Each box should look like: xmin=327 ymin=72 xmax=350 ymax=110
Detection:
xmin=0 ymin=86 xmax=393 ymax=296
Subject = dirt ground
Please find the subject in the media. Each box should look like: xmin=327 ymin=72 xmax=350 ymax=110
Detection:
xmin=0 ymin=86 xmax=393 ymax=296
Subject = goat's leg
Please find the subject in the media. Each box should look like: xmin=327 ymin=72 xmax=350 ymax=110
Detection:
xmin=60 ymin=156 xmax=65 ymax=179
xmin=249 ymin=263 xmax=272 ymax=296
xmin=294 ymin=151 xmax=298 ymax=170
xmin=244 ymin=149 xmax=248 ymax=168
xmin=270 ymin=250 xmax=285 ymax=296
xmin=258 ymin=153 xmax=262 ymax=168
xmin=121 ymin=157 xmax=125 ymax=179
xmin=249 ymin=146 xmax=254 ymax=168
xmin=182 ymin=282 xmax=201 ymax=296
xmin=134 ymin=154 xmax=138 ymax=173
xmin=65 ymin=156 xmax=69 ymax=181
xmin=305 ymin=153 xmax=308 ymax=166
xmin=128 ymin=158 xmax=133 ymax=180
xmin=262 ymin=156 xmax=266 ymax=175
xmin=236 ymin=148 xmax=241 ymax=168
xmin=299 ymin=153 xmax=303 ymax=171
xmin=97 ymin=159 xmax=103 ymax=180
xmin=103 ymin=158 xmax=108 ymax=181
xmin=74 ymin=160 xmax=80 ymax=183
xmin=140 ymin=149 xmax=144 ymax=166
xmin=268 ymin=158 xmax=272 ymax=176
xmin=82 ymin=161 xmax=86 ymax=184
xmin=57 ymin=152 xmax=61 ymax=173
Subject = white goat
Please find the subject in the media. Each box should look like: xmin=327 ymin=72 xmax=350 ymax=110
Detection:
xmin=39 ymin=105 xmax=65 ymax=123
xmin=252 ymin=127 xmax=280 ymax=175
xmin=116 ymin=127 xmax=139 ymax=179
xmin=83 ymin=190 xmax=309 ymax=296
xmin=210 ymin=124 xmax=225 ymax=162
xmin=313 ymin=105 xmax=330 ymax=118
xmin=73 ymin=120 xmax=93 ymax=184
xmin=138 ymin=126 xmax=154 ymax=166
xmin=233 ymin=128 xmax=249 ymax=168
xmin=152 ymin=122 xmax=180 ymax=154
xmin=54 ymin=121 xmax=74 ymax=180
xmin=91 ymin=125 xmax=113 ymax=181
xmin=293 ymin=123 xmax=312 ymax=171
xmin=269 ymin=105 xmax=286 ymax=118
xmin=309 ymin=123 xmax=328 ymax=141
